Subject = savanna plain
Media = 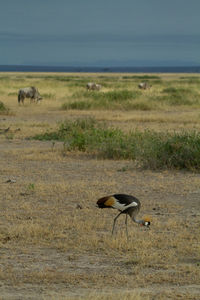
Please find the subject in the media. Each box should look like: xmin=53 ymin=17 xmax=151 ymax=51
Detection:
xmin=0 ymin=72 xmax=200 ymax=299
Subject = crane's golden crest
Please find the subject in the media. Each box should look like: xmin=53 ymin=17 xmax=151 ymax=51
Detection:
xmin=104 ymin=197 xmax=115 ymax=207
xmin=143 ymin=216 xmax=151 ymax=222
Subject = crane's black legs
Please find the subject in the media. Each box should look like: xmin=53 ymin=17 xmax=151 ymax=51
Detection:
xmin=112 ymin=212 xmax=123 ymax=235
xmin=125 ymin=214 xmax=128 ymax=239
xmin=112 ymin=212 xmax=129 ymax=239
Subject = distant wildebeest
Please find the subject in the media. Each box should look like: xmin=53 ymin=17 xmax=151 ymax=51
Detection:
xmin=138 ymin=82 xmax=152 ymax=90
xmin=18 ymin=87 xmax=42 ymax=104
xmin=86 ymin=82 xmax=102 ymax=91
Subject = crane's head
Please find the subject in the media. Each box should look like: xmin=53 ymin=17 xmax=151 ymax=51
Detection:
xmin=141 ymin=216 xmax=151 ymax=228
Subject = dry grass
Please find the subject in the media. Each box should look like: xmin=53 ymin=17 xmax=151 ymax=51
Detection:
xmin=0 ymin=72 xmax=200 ymax=299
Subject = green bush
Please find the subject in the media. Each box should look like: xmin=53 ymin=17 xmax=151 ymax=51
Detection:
xmin=133 ymin=130 xmax=200 ymax=170
xmin=32 ymin=118 xmax=200 ymax=171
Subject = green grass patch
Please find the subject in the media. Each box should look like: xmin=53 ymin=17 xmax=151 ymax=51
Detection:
xmin=74 ymin=90 xmax=140 ymax=101
xmin=25 ymin=75 xmax=58 ymax=80
xmin=124 ymin=101 xmax=155 ymax=111
xmin=62 ymin=101 xmax=92 ymax=110
xmin=14 ymin=78 xmax=26 ymax=82
xmin=62 ymin=90 xmax=143 ymax=110
xmin=155 ymin=87 xmax=200 ymax=106
xmin=149 ymin=79 xmax=163 ymax=85
xmin=0 ymin=76 xmax=10 ymax=81
xmin=32 ymin=118 xmax=200 ymax=171
xmin=122 ymin=75 xmax=160 ymax=80
xmin=8 ymin=92 xmax=17 ymax=96
xmin=179 ymin=76 xmax=200 ymax=83
xmin=162 ymin=87 xmax=193 ymax=94
xmin=42 ymin=93 xmax=56 ymax=99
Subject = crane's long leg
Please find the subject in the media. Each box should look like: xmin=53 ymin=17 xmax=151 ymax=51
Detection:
xmin=112 ymin=212 xmax=123 ymax=235
xmin=125 ymin=214 xmax=128 ymax=239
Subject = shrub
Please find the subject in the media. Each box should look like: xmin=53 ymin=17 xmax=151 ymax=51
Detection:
xmin=32 ymin=118 xmax=200 ymax=171
xmin=133 ymin=130 xmax=200 ymax=170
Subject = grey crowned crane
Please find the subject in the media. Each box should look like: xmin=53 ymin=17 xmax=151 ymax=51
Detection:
xmin=97 ymin=194 xmax=151 ymax=237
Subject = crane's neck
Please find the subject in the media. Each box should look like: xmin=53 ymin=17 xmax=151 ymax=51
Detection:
xmin=132 ymin=216 xmax=143 ymax=225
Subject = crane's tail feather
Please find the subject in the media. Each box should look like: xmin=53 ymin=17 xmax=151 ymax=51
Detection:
xmin=97 ymin=196 xmax=115 ymax=208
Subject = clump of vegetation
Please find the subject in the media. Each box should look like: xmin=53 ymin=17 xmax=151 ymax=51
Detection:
xmin=62 ymin=101 xmax=92 ymax=110
xmin=0 ymin=101 xmax=10 ymax=115
xmin=8 ymin=92 xmax=17 ymax=96
xmin=41 ymin=93 xmax=56 ymax=99
xmin=33 ymin=118 xmax=126 ymax=154
xmin=154 ymin=87 xmax=200 ymax=106
xmin=76 ymin=90 xmax=140 ymax=101
xmin=125 ymin=100 xmax=154 ymax=111
xmin=0 ymin=76 xmax=9 ymax=81
xmin=62 ymin=90 xmax=144 ymax=110
xmin=33 ymin=118 xmax=200 ymax=171
xmin=179 ymin=76 xmax=200 ymax=84
xmin=149 ymin=79 xmax=163 ymax=85
xmin=133 ymin=130 xmax=200 ymax=170
xmin=122 ymin=75 xmax=161 ymax=80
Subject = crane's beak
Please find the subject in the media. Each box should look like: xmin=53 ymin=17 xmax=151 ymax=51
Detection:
xmin=140 ymin=223 xmax=150 ymax=230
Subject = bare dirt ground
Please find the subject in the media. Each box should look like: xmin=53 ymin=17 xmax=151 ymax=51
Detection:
xmin=0 ymin=73 xmax=200 ymax=299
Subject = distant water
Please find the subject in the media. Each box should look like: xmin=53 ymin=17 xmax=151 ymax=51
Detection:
xmin=0 ymin=65 xmax=200 ymax=73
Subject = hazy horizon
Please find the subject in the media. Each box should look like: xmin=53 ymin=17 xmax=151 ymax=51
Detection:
xmin=1 ymin=0 xmax=200 ymax=67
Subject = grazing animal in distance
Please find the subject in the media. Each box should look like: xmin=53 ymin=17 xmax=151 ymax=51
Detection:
xmin=18 ymin=87 xmax=42 ymax=104
xmin=138 ymin=82 xmax=152 ymax=90
xmin=86 ymin=82 xmax=102 ymax=91
xmin=97 ymin=194 xmax=150 ymax=237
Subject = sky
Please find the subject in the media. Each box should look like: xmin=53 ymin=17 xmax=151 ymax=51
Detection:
xmin=0 ymin=0 xmax=200 ymax=67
